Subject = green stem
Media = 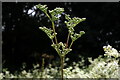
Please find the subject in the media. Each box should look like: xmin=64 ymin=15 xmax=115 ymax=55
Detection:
xmin=60 ymin=56 xmax=65 ymax=80
xmin=45 ymin=12 xmax=52 ymax=21
xmin=69 ymin=41 xmax=74 ymax=49
xmin=45 ymin=12 xmax=58 ymax=44
xmin=52 ymin=21 xmax=58 ymax=44
xmin=66 ymin=32 xmax=70 ymax=48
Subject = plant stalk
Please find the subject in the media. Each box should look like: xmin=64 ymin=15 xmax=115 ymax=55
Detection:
xmin=69 ymin=41 xmax=74 ymax=49
xmin=45 ymin=12 xmax=58 ymax=44
xmin=66 ymin=32 xmax=70 ymax=48
xmin=52 ymin=21 xmax=58 ymax=44
xmin=60 ymin=56 xmax=65 ymax=80
xmin=41 ymin=58 xmax=45 ymax=79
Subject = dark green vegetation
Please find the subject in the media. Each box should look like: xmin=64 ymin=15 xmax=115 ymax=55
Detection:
xmin=2 ymin=2 xmax=120 ymax=72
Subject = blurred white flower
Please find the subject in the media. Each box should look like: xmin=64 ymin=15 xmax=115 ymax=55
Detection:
xmin=65 ymin=57 xmax=69 ymax=61
xmin=5 ymin=71 xmax=9 ymax=74
xmin=26 ymin=73 xmax=32 ymax=78
xmin=22 ymin=70 xmax=27 ymax=75
xmin=103 ymin=45 xmax=120 ymax=58
xmin=0 ymin=73 xmax=4 ymax=79
xmin=1 ymin=45 xmax=119 ymax=78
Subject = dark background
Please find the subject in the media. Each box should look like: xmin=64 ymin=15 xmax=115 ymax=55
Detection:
xmin=2 ymin=2 xmax=120 ymax=72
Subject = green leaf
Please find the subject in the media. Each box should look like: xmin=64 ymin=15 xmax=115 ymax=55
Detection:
xmin=39 ymin=27 xmax=56 ymax=40
xmin=65 ymin=14 xmax=86 ymax=29
xmin=49 ymin=8 xmax=64 ymax=21
xmin=36 ymin=4 xmax=48 ymax=13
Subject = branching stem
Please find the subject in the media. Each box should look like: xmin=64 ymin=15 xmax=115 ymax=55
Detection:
xmin=45 ymin=12 xmax=58 ymax=44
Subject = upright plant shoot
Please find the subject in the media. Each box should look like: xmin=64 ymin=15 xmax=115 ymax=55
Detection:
xmin=36 ymin=4 xmax=86 ymax=79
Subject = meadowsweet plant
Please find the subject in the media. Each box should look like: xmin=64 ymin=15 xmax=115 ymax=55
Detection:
xmin=36 ymin=4 xmax=86 ymax=79
xmin=103 ymin=45 xmax=120 ymax=58
xmin=87 ymin=45 xmax=120 ymax=78
xmin=0 ymin=45 xmax=119 ymax=79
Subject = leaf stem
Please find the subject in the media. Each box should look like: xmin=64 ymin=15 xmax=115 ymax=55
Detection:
xmin=45 ymin=12 xmax=58 ymax=44
xmin=66 ymin=32 xmax=70 ymax=48
xmin=52 ymin=21 xmax=58 ymax=44
xmin=69 ymin=41 xmax=74 ymax=49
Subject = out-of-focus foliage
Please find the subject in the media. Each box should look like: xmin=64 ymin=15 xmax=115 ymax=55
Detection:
xmin=0 ymin=45 xmax=119 ymax=79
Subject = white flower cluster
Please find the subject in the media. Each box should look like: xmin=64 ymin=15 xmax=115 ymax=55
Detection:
xmin=103 ymin=45 xmax=120 ymax=58
xmin=0 ymin=45 xmax=119 ymax=79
